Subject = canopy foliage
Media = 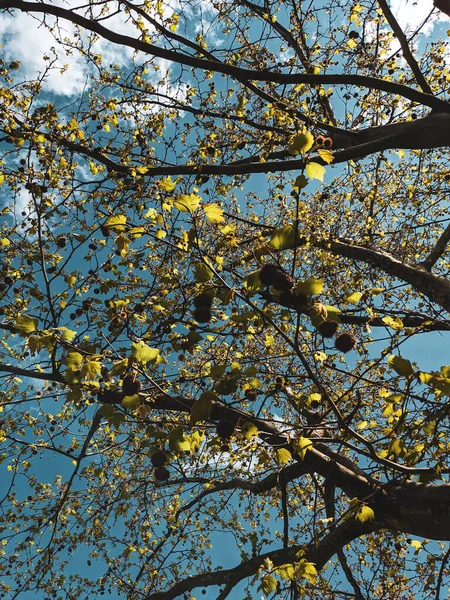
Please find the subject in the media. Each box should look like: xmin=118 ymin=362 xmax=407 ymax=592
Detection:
xmin=1 ymin=0 xmax=450 ymax=598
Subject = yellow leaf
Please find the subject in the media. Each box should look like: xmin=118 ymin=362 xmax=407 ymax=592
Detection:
xmin=288 ymin=130 xmax=314 ymax=156
xmin=174 ymin=193 xmax=201 ymax=213
xmin=15 ymin=315 xmax=38 ymax=336
xmin=355 ymin=505 xmax=375 ymax=523
xmin=411 ymin=540 xmax=422 ymax=554
xmin=305 ymin=162 xmax=326 ymax=182
xmin=388 ymin=354 xmax=414 ymax=377
xmin=293 ymin=436 xmax=313 ymax=460
xmin=260 ymin=574 xmax=278 ymax=595
xmin=0 ymin=238 xmax=10 ymax=246
xmin=203 ymin=203 xmax=225 ymax=223
xmin=276 ymin=448 xmax=292 ymax=465
xmin=0 ymin=174 xmax=4 ymax=185
xmin=116 ymin=233 xmax=130 ymax=257
xmin=345 ymin=291 xmax=362 ymax=304
xmin=317 ymin=148 xmax=334 ymax=164
xmin=241 ymin=421 xmax=258 ymax=441
xmin=297 ymin=559 xmax=317 ymax=583
xmin=296 ymin=276 xmax=324 ymax=296
xmin=105 ymin=215 xmax=127 ymax=232
xmin=159 ymin=176 xmax=177 ymax=192
xmin=382 ymin=316 xmax=404 ymax=330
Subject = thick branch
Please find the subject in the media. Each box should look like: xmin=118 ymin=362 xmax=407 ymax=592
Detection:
xmin=145 ymin=518 xmax=380 ymax=600
xmin=320 ymin=238 xmax=450 ymax=312
xmin=421 ymin=222 xmax=450 ymax=271
xmin=1 ymin=0 xmax=449 ymax=111
xmin=0 ymin=362 xmax=64 ymax=383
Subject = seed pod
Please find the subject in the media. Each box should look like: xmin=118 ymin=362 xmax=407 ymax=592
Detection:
xmin=193 ymin=292 xmax=213 ymax=308
xmin=335 ymin=332 xmax=357 ymax=353
xmin=151 ymin=450 xmax=167 ymax=468
xmin=216 ymin=419 xmax=235 ymax=440
xmin=275 ymin=376 xmax=284 ymax=391
xmin=154 ymin=466 xmax=170 ymax=481
xmin=193 ymin=305 xmax=212 ymax=323
xmin=122 ymin=374 xmax=141 ymax=396
xmin=244 ymin=389 xmax=258 ymax=402
xmin=312 ymin=301 xmax=328 ymax=322
xmin=318 ymin=320 xmax=339 ymax=338
xmin=259 ymin=264 xmax=294 ymax=291
xmin=278 ymin=290 xmax=308 ymax=311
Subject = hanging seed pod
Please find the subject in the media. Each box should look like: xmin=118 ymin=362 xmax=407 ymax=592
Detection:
xmin=122 ymin=374 xmax=141 ymax=396
xmin=335 ymin=332 xmax=357 ymax=353
xmin=151 ymin=450 xmax=168 ymax=468
xmin=154 ymin=466 xmax=170 ymax=481
xmin=318 ymin=320 xmax=339 ymax=338
xmin=259 ymin=264 xmax=294 ymax=291
xmin=216 ymin=419 xmax=235 ymax=440
xmin=193 ymin=292 xmax=214 ymax=308
xmin=193 ymin=305 xmax=212 ymax=323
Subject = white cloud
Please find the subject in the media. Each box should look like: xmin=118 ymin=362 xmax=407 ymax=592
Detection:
xmin=0 ymin=12 xmax=88 ymax=95
xmin=390 ymin=0 xmax=440 ymax=34
xmin=0 ymin=1 xmax=177 ymax=97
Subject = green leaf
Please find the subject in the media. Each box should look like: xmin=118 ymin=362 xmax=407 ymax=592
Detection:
xmin=269 ymin=224 xmax=296 ymax=250
xmin=82 ymin=359 xmax=102 ymax=380
xmin=288 ymin=131 xmax=314 ymax=156
xmin=215 ymin=373 xmax=240 ymax=395
xmin=104 ymin=214 xmax=127 ymax=232
xmin=168 ymin=426 xmax=191 ymax=453
xmin=15 ymin=315 xmax=38 ymax=336
xmin=388 ymin=354 xmax=414 ymax=377
xmin=97 ymin=404 xmax=117 ymax=417
xmin=296 ymin=276 xmax=324 ymax=296
xmin=292 ymin=174 xmax=308 ymax=191
xmin=203 ymin=203 xmax=225 ymax=223
xmin=243 ymin=270 xmax=264 ymax=292
xmin=190 ymin=391 xmax=214 ymax=425
xmin=121 ymin=394 xmax=141 ymax=409
xmin=209 ymin=364 xmax=227 ymax=379
xmin=194 ymin=262 xmax=214 ymax=282
xmin=57 ymin=327 xmax=77 ymax=342
xmin=305 ymin=161 xmax=326 ymax=182
xmin=110 ymin=359 xmax=129 ymax=376
xmin=65 ymin=351 xmax=83 ymax=370
xmin=174 ymin=193 xmax=201 ymax=213
xmin=132 ymin=341 xmax=161 ymax=365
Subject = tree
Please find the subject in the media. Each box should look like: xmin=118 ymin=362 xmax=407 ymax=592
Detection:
xmin=0 ymin=0 xmax=450 ymax=598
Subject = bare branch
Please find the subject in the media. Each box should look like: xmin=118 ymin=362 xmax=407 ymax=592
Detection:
xmin=377 ymin=0 xmax=432 ymax=94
